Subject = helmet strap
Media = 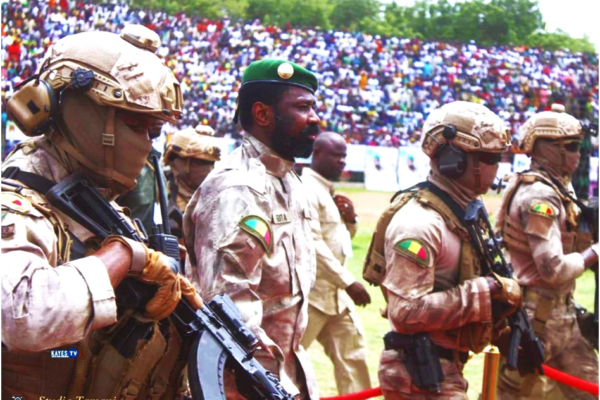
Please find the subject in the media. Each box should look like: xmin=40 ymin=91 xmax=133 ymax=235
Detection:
xmin=472 ymin=153 xmax=482 ymax=193
xmin=102 ymin=107 xmax=116 ymax=192
xmin=559 ymin=139 xmax=567 ymax=171
xmin=49 ymin=129 xmax=136 ymax=190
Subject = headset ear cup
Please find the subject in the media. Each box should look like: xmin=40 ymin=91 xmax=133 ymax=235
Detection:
xmin=437 ymin=144 xmax=467 ymax=178
xmin=6 ymin=78 xmax=57 ymax=136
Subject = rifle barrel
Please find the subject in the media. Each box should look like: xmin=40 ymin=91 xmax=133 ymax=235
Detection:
xmin=152 ymin=155 xmax=171 ymax=235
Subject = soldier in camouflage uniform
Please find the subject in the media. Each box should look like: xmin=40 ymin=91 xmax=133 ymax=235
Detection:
xmin=1 ymin=26 xmax=202 ymax=400
xmin=163 ymin=124 xmax=221 ymax=238
xmin=184 ymin=59 xmax=320 ymax=399
xmin=365 ymin=101 xmax=523 ymax=399
xmin=495 ymin=104 xmax=599 ymax=400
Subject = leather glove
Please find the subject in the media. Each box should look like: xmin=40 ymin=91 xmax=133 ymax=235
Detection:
xmin=138 ymin=249 xmax=203 ymax=320
xmin=103 ymin=236 xmax=203 ymax=320
xmin=490 ymin=274 xmax=523 ymax=319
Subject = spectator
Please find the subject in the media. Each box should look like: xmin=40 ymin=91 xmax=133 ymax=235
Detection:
xmin=2 ymin=0 xmax=598 ymax=149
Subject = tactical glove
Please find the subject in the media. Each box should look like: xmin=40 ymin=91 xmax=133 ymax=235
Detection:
xmin=490 ymin=274 xmax=523 ymax=319
xmin=103 ymin=236 xmax=203 ymax=320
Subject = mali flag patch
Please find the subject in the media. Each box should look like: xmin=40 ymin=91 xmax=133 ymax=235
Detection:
xmin=529 ymin=202 xmax=556 ymax=218
xmin=239 ymin=215 xmax=273 ymax=254
xmin=394 ymin=239 xmax=430 ymax=266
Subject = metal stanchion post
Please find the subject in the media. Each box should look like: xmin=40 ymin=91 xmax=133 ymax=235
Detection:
xmin=481 ymin=346 xmax=501 ymax=400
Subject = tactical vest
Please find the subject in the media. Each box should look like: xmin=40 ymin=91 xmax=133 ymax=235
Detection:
xmin=363 ymin=182 xmax=492 ymax=353
xmin=496 ymin=171 xmax=591 ymax=256
xmin=2 ymin=142 xmax=187 ymax=400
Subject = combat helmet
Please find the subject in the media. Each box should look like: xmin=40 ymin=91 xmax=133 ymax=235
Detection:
xmin=7 ymin=24 xmax=182 ymax=136
xmin=421 ymin=101 xmax=510 ymax=158
xmin=164 ymin=124 xmax=222 ymax=164
xmin=519 ymin=104 xmax=582 ymax=155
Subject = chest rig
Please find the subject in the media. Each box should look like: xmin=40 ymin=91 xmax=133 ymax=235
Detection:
xmin=2 ymin=143 xmax=187 ymax=400
xmin=364 ymin=181 xmax=481 ymax=288
xmin=364 ymin=182 xmax=493 ymax=353
xmin=497 ymin=171 xmax=590 ymax=256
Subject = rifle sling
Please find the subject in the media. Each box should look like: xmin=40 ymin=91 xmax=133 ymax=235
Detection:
xmin=2 ymin=167 xmax=87 ymax=261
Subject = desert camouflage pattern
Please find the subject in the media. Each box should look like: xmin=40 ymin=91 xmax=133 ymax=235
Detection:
xmin=495 ymin=168 xmax=597 ymax=399
xmin=183 ymin=135 xmax=318 ymax=399
xmin=519 ymin=104 xmax=583 ymax=154
xmin=495 ymin=170 xmax=585 ymax=294
xmin=39 ymin=26 xmax=182 ymax=122
xmin=164 ymin=125 xmax=221 ymax=163
xmin=379 ymin=176 xmax=493 ymax=398
xmin=497 ymin=292 xmax=598 ymax=400
xmin=300 ymin=167 xmax=371 ymax=394
xmin=421 ymin=101 xmax=509 ymax=157
xmin=1 ymin=142 xmax=118 ymax=398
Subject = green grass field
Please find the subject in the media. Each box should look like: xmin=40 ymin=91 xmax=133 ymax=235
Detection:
xmin=306 ymin=186 xmax=597 ymax=399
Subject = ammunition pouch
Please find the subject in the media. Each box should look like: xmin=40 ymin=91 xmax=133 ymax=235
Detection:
xmin=363 ymin=188 xmax=417 ymax=286
xmin=523 ymin=286 xmax=571 ymax=336
xmin=456 ymin=322 xmax=493 ymax=354
xmin=383 ymin=331 xmax=447 ymax=393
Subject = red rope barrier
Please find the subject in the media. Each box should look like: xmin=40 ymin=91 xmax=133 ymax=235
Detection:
xmin=320 ymin=387 xmax=382 ymax=400
xmin=543 ymin=365 xmax=599 ymax=396
xmin=319 ymin=364 xmax=600 ymax=400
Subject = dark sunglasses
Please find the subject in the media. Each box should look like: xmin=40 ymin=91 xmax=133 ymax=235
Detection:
xmin=563 ymin=141 xmax=581 ymax=152
xmin=477 ymin=152 xmax=502 ymax=165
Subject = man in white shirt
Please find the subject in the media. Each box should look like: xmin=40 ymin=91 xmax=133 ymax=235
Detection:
xmin=301 ymin=132 xmax=372 ymax=395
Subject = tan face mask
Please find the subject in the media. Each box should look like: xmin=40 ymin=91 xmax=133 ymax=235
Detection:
xmin=533 ymin=139 xmax=581 ymax=178
xmin=173 ymin=157 xmax=214 ymax=190
xmin=57 ymin=91 xmax=152 ymax=194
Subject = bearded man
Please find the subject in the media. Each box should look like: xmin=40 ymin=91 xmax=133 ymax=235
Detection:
xmin=183 ymin=59 xmax=320 ymax=399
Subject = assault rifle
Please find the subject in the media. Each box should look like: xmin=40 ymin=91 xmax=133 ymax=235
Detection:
xmin=45 ymin=171 xmax=294 ymax=400
xmin=464 ymin=200 xmax=545 ymax=376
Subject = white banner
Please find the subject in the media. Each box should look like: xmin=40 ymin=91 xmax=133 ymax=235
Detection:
xmin=345 ymin=144 xmax=367 ymax=172
xmin=364 ymin=146 xmax=399 ymax=192
xmin=512 ymin=154 xmax=531 ymax=173
xmin=397 ymin=147 xmax=430 ymax=190
xmin=496 ymin=162 xmax=513 ymax=180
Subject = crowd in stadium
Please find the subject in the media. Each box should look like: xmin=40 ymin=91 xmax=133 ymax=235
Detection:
xmin=2 ymin=0 xmax=598 ymax=147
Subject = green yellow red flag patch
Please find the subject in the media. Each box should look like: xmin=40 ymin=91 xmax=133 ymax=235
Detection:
xmin=394 ymin=239 xmax=430 ymax=266
xmin=238 ymin=215 xmax=273 ymax=254
xmin=529 ymin=202 xmax=555 ymax=218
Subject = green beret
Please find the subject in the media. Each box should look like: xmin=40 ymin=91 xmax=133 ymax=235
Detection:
xmin=241 ymin=59 xmax=319 ymax=93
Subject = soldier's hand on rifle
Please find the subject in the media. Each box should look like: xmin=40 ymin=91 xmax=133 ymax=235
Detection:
xmin=487 ymin=274 xmax=523 ymax=319
xmin=102 ymin=236 xmax=204 ymax=320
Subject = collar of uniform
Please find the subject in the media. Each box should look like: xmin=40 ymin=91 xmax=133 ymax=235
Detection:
xmin=531 ymin=163 xmax=572 ymax=193
xmin=303 ymin=167 xmax=334 ymax=194
xmin=244 ymin=135 xmax=294 ymax=178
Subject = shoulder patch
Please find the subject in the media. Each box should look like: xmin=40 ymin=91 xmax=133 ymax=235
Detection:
xmin=1 ymin=192 xmax=33 ymax=215
xmin=238 ymin=215 xmax=273 ymax=254
xmin=394 ymin=239 xmax=430 ymax=267
xmin=529 ymin=202 xmax=556 ymax=219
